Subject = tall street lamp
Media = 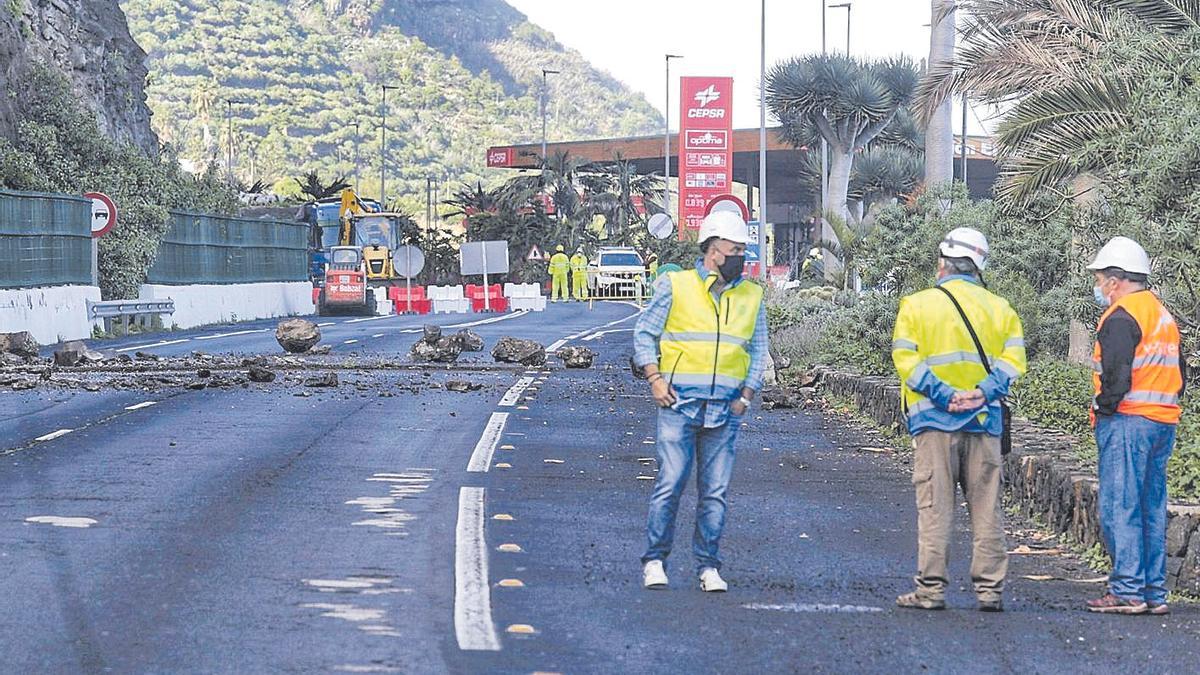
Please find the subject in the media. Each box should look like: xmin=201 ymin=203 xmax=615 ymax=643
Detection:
xmin=820 ymin=1 xmax=828 ymax=227
xmin=757 ymin=4 xmax=767 ymax=278
xmin=540 ymin=68 xmax=561 ymax=163
xmin=352 ymin=119 xmax=360 ymax=190
xmin=830 ymin=2 xmax=852 ymax=54
xmin=225 ymin=98 xmax=248 ymax=184
xmin=664 ymin=54 xmax=683 ymax=222
xmin=380 ymin=84 xmax=400 ymax=206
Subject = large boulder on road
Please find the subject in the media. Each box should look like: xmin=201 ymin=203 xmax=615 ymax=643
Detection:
xmin=276 ymin=319 xmax=322 ymax=353
xmin=53 ymin=341 xmax=89 ymax=367
xmin=410 ymin=325 xmax=462 ymax=363
xmin=556 ymin=346 xmax=596 ymax=369
xmin=492 ymin=337 xmax=546 ymax=366
xmin=0 ymin=331 xmax=39 ymax=358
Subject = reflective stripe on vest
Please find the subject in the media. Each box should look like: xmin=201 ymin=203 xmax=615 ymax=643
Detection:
xmin=658 ymin=269 xmax=762 ymax=397
xmin=1092 ymin=290 xmax=1183 ymax=425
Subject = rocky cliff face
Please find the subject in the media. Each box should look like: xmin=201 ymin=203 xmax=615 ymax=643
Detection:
xmin=0 ymin=0 xmax=156 ymax=152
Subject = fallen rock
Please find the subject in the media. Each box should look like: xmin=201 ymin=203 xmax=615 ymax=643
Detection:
xmin=445 ymin=379 xmax=484 ymax=393
xmin=53 ymin=341 xmax=88 ymax=367
xmin=196 ymin=368 xmax=212 ymax=379
xmin=422 ymin=325 xmax=443 ymax=342
xmin=305 ymin=373 xmax=339 ymax=388
xmin=11 ymin=379 xmax=36 ymax=391
xmin=248 ymin=365 xmax=277 ymax=383
xmin=307 ymin=344 xmax=333 ymax=356
xmin=410 ymin=325 xmax=462 ymax=363
xmin=82 ymin=383 xmax=101 ymax=392
xmin=556 ymin=346 xmax=596 ymax=369
xmin=0 ymin=353 xmax=26 ymax=367
xmin=276 ymin=318 xmax=322 ymax=354
xmin=761 ymin=385 xmax=799 ymax=410
xmin=0 ymin=331 xmax=39 ymax=358
xmin=492 ymin=337 xmax=546 ymax=366
xmin=452 ymin=329 xmax=485 ymax=352
xmin=186 ymin=381 xmax=207 ymax=390
xmin=135 ymin=351 xmax=160 ymax=361
xmin=79 ymin=350 xmax=107 ymax=364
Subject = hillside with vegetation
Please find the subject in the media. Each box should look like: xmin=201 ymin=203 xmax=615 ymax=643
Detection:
xmin=120 ymin=0 xmax=662 ymax=213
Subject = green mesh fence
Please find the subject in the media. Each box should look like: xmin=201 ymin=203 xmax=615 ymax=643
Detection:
xmin=146 ymin=211 xmax=309 ymax=285
xmin=0 ymin=190 xmax=92 ymax=289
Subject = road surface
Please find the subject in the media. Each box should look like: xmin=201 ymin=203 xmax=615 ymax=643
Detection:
xmin=1 ymin=301 xmax=1196 ymax=673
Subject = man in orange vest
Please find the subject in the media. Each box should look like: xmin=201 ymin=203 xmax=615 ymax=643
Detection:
xmin=1086 ymin=236 xmax=1187 ymax=616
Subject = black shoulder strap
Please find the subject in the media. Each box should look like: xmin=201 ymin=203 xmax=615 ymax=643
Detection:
xmin=935 ymin=285 xmax=992 ymax=375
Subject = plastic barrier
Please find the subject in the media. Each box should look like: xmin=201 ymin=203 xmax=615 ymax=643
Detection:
xmin=428 ymin=285 xmax=470 ymax=314
xmin=504 ymin=282 xmax=546 ymax=312
xmin=389 ymin=285 xmax=432 ymax=314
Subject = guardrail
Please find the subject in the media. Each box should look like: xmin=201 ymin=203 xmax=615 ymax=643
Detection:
xmin=87 ymin=299 xmax=176 ymax=336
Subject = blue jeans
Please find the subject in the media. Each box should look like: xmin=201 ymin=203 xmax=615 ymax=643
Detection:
xmin=642 ymin=405 xmax=740 ymax=573
xmin=1095 ymin=413 xmax=1177 ymax=603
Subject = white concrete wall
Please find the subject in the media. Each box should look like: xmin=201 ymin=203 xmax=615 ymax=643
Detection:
xmin=0 ymin=285 xmax=102 ymax=344
xmin=138 ymin=281 xmax=315 ymax=330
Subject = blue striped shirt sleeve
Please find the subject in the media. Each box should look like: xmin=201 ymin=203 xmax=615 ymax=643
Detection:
xmin=743 ymin=301 xmax=769 ymax=393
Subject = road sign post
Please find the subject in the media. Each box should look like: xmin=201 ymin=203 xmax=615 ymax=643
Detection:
xmin=460 ymin=241 xmax=510 ymax=313
xmin=85 ymin=192 xmax=117 ymax=287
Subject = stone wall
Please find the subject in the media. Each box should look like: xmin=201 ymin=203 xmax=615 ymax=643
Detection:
xmin=816 ymin=368 xmax=1200 ymax=595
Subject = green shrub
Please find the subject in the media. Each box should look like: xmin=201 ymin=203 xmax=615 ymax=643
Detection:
xmin=813 ymin=291 xmax=899 ymax=376
xmin=1009 ymin=359 xmax=1095 ymax=439
xmin=1170 ymin=399 xmax=1200 ymax=503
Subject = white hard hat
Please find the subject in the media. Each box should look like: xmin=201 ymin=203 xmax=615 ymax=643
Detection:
xmin=939 ymin=227 xmax=989 ymax=271
xmin=1087 ymin=236 xmax=1151 ymax=275
xmin=698 ymin=210 xmax=750 ymax=245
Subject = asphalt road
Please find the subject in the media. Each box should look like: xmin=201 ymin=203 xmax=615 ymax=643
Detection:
xmin=2 ymin=301 xmax=1198 ymax=673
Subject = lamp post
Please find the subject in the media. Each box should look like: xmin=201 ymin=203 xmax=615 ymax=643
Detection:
xmin=758 ymin=4 xmax=767 ymax=278
xmin=664 ymin=54 xmax=683 ymax=223
xmin=829 ymin=2 xmax=852 ymax=54
xmin=540 ymin=68 xmax=561 ymax=163
xmin=352 ymin=119 xmax=360 ymax=190
xmin=380 ymin=84 xmax=400 ymax=206
xmin=225 ymin=98 xmax=248 ymax=184
xmin=820 ymin=2 xmax=828 ymax=228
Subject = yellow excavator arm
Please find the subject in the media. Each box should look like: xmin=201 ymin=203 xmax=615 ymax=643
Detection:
xmin=337 ymin=188 xmax=366 ymax=246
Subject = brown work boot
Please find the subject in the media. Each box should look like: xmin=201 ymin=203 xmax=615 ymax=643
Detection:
xmin=896 ymin=591 xmax=945 ymax=610
xmin=1085 ymin=594 xmax=1147 ymax=615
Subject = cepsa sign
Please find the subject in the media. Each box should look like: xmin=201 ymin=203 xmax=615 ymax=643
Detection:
xmin=679 ymin=77 xmax=733 ymax=238
xmin=486 ymin=147 xmax=514 ymax=168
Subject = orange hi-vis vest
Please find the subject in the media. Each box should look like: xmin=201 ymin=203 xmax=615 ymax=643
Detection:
xmin=1092 ymin=291 xmax=1183 ymax=425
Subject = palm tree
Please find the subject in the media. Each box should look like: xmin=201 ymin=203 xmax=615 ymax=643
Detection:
xmin=767 ymin=54 xmax=920 ymax=223
xmin=914 ymin=0 xmax=1198 ymax=207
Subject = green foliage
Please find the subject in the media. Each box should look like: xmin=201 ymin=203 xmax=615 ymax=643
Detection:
xmin=1009 ymin=359 xmax=1095 ymax=439
xmin=119 ymin=0 xmax=662 ymax=206
xmin=1170 ymin=397 xmax=1200 ymax=502
xmin=0 ymin=66 xmax=238 ymax=299
xmin=809 ymin=292 xmax=899 ymax=377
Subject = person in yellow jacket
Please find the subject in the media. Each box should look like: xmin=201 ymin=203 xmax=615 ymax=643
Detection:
xmin=548 ymin=245 xmax=570 ymax=302
xmin=570 ymin=247 xmax=589 ymax=301
xmin=891 ymin=227 xmax=1027 ymax=613
xmin=632 ymin=211 xmax=767 ymax=593
xmin=646 ymin=253 xmax=659 ymax=281
xmin=1084 ymin=237 xmax=1186 ymax=616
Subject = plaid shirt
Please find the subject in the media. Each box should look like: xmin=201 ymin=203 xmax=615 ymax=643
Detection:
xmin=633 ymin=260 xmax=769 ymax=427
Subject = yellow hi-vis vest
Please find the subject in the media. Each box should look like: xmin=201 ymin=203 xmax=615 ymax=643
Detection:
xmin=659 ymin=269 xmax=763 ymax=400
xmin=570 ymin=253 xmax=588 ymax=272
xmin=549 ymin=252 xmax=570 ymax=274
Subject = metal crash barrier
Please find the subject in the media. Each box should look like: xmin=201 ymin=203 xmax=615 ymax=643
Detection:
xmin=585 ymin=272 xmax=650 ymax=309
xmin=87 ymin=299 xmax=176 ymax=336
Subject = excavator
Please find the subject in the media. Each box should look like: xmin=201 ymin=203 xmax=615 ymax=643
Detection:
xmin=313 ymin=189 xmax=411 ymax=315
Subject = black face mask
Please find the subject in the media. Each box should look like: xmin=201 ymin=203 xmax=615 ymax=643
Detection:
xmin=717 ymin=254 xmax=745 ymax=282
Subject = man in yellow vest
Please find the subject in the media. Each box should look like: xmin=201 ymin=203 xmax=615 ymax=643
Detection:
xmin=632 ymin=211 xmax=767 ymax=593
xmin=548 ymin=245 xmax=570 ymax=302
xmin=570 ymin=247 xmax=589 ymax=301
xmin=1085 ymin=237 xmax=1186 ymax=616
xmin=891 ymin=227 xmax=1027 ymax=612
xmin=646 ymin=253 xmax=659 ymax=281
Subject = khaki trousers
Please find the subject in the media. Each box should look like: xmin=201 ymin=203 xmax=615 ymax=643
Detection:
xmin=911 ymin=430 xmax=1008 ymax=600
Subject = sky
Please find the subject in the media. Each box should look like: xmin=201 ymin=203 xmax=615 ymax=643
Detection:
xmin=507 ymin=0 xmax=993 ymax=136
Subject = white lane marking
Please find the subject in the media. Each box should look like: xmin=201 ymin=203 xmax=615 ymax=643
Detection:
xmin=34 ymin=429 xmax=73 ymax=442
xmin=498 ymin=377 xmax=535 ymax=407
xmin=194 ymin=329 xmax=269 ymax=341
xmin=345 ymin=315 xmax=396 ymax=324
xmin=455 ymin=487 xmax=500 ymax=651
xmin=467 ymin=413 xmax=509 ymax=472
xmin=25 ymin=516 xmax=97 ymax=528
xmin=445 ymin=311 xmax=528 ymax=329
xmin=344 ymin=339 xmax=359 ymax=345
xmin=113 ymin=339 xmax=190 ymax=353
xmin=583 ymin=328 xmax=634 ymax=342
xmin=742 ymin=603 xmax=884 ymax=614
xmin=302 ymin=603 xmax=386 ymax=622
xmin=546 ymin=339 xmax=568 ymax=352
xmin=317 ymin=322 xmax=336 ymax=327
xmin=124 ymin=401 xmax=157 ymax=411
xmin=549 ymin=307 xmax=641 ymax=350
xmin=372 ymin=334 xmax=385 ymax=338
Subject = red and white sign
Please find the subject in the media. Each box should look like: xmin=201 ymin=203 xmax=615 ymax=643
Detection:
xmin=84 ymin=191 xmax=117 ymax=238
xmin=487 ymin=147 xmax=515 ymax=168
xmin=704 ymin=194 xmax=750 ymax=223
xmin=679 ymin=77 xmax=733 ymax=237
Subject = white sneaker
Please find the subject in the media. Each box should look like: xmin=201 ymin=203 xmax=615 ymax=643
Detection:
xmin=699 ymin=567 xmax=728 ymax=592
xmin=643 ymin=560 xmax=668 ymax=589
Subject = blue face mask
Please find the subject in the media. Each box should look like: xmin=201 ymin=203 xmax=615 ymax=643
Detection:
xmin=1093 ymin=285 xmax=1111 ymax=307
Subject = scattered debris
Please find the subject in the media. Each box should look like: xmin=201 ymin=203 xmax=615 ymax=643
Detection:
xmin=186 ymin=381 xmax=207 ymax=390
xmin=492 ymin=337 xmax=546 ymax=366
xmin=445 ymin=380 xmax=484 ymax=393
xmin=307 ymin=344 xmax=333 ymax=356
xmin=760 ymin=385 xmax=799 ymax=410
xmin=556 ymin=346 xmax=596 ymax=369
xmin=11 ymin=379 xmax=36 ymax=391
xmin=305 ymin=373 xmax=339 ymax=388
xmin=135 ymin=351 xmax=160 ymax=361
xmin=0 ymin=331 xmax=39 ymax=358
xmin=196 ymin=368 xmax=212 ymax=378
xmin=276 ymin=318 xmax=322 ymax=353
xmin=248 ymin=365 xmax=277 ymax=383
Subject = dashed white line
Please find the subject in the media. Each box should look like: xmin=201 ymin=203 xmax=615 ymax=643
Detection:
xmin=445 ymin=311 xmax=529 ymax=329
xmin=455 ymin=487 xmax=500 ymax=651
xmin=466 ymin=413 xmax=509 ymax=472
xmin=194 ymin=329 xmax=269 ymax=341
xmin=372 ymin=334 xmax=385 ymax=338
xmin=124 ymin=401 xmax=157 ymax=411
xmin=345 ymin=315 xmax=395 ymax=324
xmin=344 ymin=339 xmax=359 ymax=345
xmin=113 ymin=339 xmax=190 ymax=353
xmin=317 ymin=322 xmax=336 ymax=327
xmin=34 ymin=429 xmax=73 ymax=442
xmin=499 ymin=377 xmax=535 ymax=407
xmin=546 ymin=339 xmax=568 ymax=352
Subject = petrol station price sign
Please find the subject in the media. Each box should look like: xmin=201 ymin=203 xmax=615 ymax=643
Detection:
xmin=678 ymin=76 xmax=733 ymax=238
